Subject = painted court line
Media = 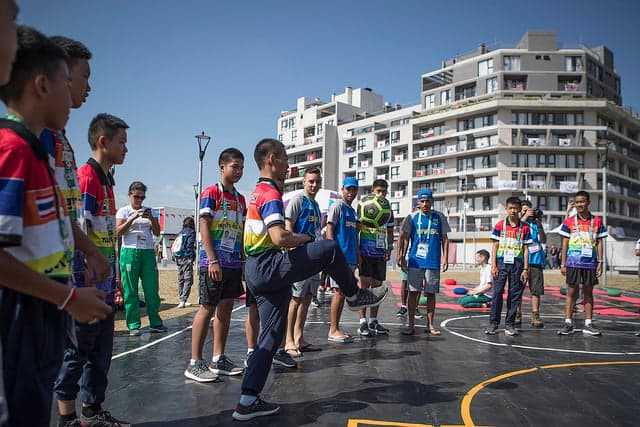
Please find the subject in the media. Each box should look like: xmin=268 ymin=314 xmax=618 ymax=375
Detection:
xmin=441 ymin=315 xmax=640 ymax=356
xmin=111 ymin=303 xmax=247 ymax=360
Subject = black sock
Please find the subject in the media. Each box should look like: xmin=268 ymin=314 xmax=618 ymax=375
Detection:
xmin=58 ymin=413 xmax=77 ymax=426
xmin=82 ymin=404 xmax=101 ymax=418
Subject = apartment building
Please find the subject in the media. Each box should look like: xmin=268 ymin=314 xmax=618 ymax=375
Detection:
xmin=280 ymin=30 xmax=640 ymax=256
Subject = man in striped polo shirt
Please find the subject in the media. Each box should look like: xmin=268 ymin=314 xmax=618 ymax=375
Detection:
xmin=232 ymin=139 xmax=387 ymax=421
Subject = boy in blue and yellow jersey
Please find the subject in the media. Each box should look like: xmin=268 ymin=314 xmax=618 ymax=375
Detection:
xmin=54 ymin=114 xmax=129 ymax=427
xmin=185 ymin=148 xmax=247 ymax=382
xmin=0 ymin=26 xmax=110 ymax=427
xmin=284 ymin=167 xmax=323 ymax=356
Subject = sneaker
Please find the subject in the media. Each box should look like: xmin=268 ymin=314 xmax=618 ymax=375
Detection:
xmin=396 ymin=306 xmax=408 ymax=317
xmin=558 ymin=322 xmax=575 ymax=335
xmin=184 ymin=359 xmax=220 ymax=383
xmin=346 ymin=287 xmax=388 ymax=311
xmin=531 ymin=312 xmax=544 ymax=328
xmin=368 ymin=320 xmax=389 ymax=335
xmin=183 ymin=302 xmax=192 ymax=307
xmin=515 ymin=309 xmax=522 ymax=328
xmin=149 ymin=324 xmax=168 ymax=333
xmin=574 ymin=304 xmax=584 ymax=313
xmin=232 ymin=397 xmax=280 ymax=421
xmin=358 ymin=322 xmax=371 ymax=336
xmin=414 ymin=308 xmax=425 ymax=320
xmin=484 ymin=324 xmax=498 ymax=335
xmin=311 ymin=296 xmax=321 ymax=307
xmin=129 ymin=328 xmax=140 ymax=336
xmin=505 ymin=324 xmax=519 ymax=336
xmin=210 ymin=355 xmax=244 ymax=376
xmin=82 ymin=410 xmax=130 ymax=427
xmin=177 ymin=301 xmax=185 ymax=308
xmin=582 ymin=323 xmax=602 ymax=336
xmin=635 ymin=331 xmax=640 ymax=337
xmin=243 ymin=351 xmax=254 ymax=368
xmin=272 ymin=349 xmax=297 ymax=368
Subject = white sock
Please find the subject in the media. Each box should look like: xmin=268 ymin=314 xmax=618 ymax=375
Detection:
xmin=585 ymin=319 xmax=592 ymax=326
xmin=239 ymin=394 xmax=257 ymax=407
xmin=401 ymin=305 xmax=407 ymax=309
xmin=565 ymin=318 xmax=573 ymax=324
xmin=212 ymin=355 xmax=220 ymax=363
xmin=359 ymin=318 xmax=367 ymax=324
xmin=247 ymin=348 xmax=254 ymax=354
xmin=190 ymin=359 xmax=197 ymax=365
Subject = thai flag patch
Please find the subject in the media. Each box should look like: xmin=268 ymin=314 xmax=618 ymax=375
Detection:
xmin=36 ymin=195 xmax=56 ymax=217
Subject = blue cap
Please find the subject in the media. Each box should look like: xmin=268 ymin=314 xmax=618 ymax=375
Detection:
xmin=342 ymin=177 xmax=359 ymax=189
xmin=417 ymin=188 xmax=433 ymax=200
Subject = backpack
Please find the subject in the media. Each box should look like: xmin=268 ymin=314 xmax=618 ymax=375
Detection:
xmin=171 ymin=233 xmax=184 ymax=257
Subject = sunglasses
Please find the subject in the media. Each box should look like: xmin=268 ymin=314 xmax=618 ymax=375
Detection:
xmin=131 ymin=194 xmax=146 ymax=200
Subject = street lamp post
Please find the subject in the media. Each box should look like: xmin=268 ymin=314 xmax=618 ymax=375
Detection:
xmin=194 ymin=132 xmax=211 ymax=244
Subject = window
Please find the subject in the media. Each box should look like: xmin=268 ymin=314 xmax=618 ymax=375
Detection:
xmin=281 ymin=120 xmax=288 ymax=130
xmin=504 ymin=56 xmax=520 ymax=71
xmin=291 ymin=129 xmax=297 ymax=140
xmin=348 ymin=156 xmax=356 ymax=168
xmin=327 ymin=119 xmax=334 ymax=126
xmin=455 ymin=83 xmax=476 ymax=100
xmin=278 ymin=133 xmax=283 ymax=141
xmin=357 ymin=171 xmax=365 ymax=181
xmin=390 ymin=130 xmax=400 ymax=141
xmin=486 ymin=77 xmax=498 ymax=93
xmin=441 ymin=89 xmax=451 ymax=106
xmin=424 ymin=93 xmax=435 ymax=109
xmin=381 ymin=150 xmax=390 ymax=163
xmin=565 ymin=56 xmax=584 ymax=72
xmin=478 ymin=58 xmax=494 ymax=76
xmin=390 ymin=202 xmax=400 ymax=214
xmin=357 ymin=138 xmax=366 ymax=151
xmin=390 ymin=166 xmax=400 ymax=179
xmin=317 ymin=123 xmax=323 ymax=135
xmin=288 ymin=117 xmax=296 ymax=128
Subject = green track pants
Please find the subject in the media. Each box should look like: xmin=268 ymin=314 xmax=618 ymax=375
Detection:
xmin=119 ymin=247 xmax=162 ymax=330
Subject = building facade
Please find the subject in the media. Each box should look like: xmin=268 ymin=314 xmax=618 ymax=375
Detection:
xmin=280 ymin=31 xmax=640 ymax=263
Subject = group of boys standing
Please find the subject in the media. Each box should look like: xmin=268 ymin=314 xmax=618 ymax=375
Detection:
xmin=0 ymin=6 xmax=132 ymax=426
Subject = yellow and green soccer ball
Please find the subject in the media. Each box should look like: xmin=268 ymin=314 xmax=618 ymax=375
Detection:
xmin=357 ymin=194 xmax=392 ymax=228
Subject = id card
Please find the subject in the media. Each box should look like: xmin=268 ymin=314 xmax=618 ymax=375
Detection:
xmin=529 ymin=243 xmax=540 ymax=254
xmin=581 ymin=243 xmax=593 ymax=258
xmin=220 ymin=230 xmax=237 ymax=252
xmin=504 ymin=249 xmax=516 ymax=264
xmin=416 ymin=243 xmax=429 ymax=259
xmin=376 ymin=233 xmax=386 ymax=249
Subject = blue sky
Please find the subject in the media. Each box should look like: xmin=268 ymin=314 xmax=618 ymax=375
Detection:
xmin=9 ymin=0 xmax=640 ymax=209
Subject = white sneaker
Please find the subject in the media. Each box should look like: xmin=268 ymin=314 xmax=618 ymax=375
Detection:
xmin=177 ymin=301 xmax=185 ymax=308
xmin=183 ymin=302 xmax=192 ymax=307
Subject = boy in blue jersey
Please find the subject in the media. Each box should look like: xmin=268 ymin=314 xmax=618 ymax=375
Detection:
xmin=326 ymin=177 xmax=360 ymax=343
xmin=398 ymin=189 xmax=450 ymax=335
xmin=185 ymin=148 xmax=247 ymax=382
xmin=284 ymin=168 xmax=323 ymax=355
xmin=517 ymin=200 xmax=546 ymax=328
xmin=357 ymin=179 xmax=395 ymax=336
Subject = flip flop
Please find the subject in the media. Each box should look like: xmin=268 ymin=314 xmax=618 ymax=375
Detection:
xmin=300 ymin=343 xmax=322 ymax=352
xmin=285 ymin=348 xmax=303 ymax=358
xmin=427 ymin=328 xmax=441 ymax=335
xmin=401 ymin=329 xmax=415 ymax=336
xmin=327 ymin=335 xmax=354 ymax=343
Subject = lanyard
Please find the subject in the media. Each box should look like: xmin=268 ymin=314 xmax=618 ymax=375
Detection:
xmin=573 ymin=213 xmax=594 ymax=242
xmin=102 ymin=185 xmax=115 ymax=244
xmin=258 ymin=177 xmax=283 ymax=195
xmin=416 ymin=212 xmax=433 ymax=243
xmin=500 ymin=218 xmax=523 ymax=246
xmin=217 ymin=182 xmax=241 ymax=221
xmin=5 ymin=114 xmax=73 ymax=263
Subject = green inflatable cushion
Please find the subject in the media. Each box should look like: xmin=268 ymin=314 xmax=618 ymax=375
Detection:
xmin=606 ymin=288 xmax=622 ymax=297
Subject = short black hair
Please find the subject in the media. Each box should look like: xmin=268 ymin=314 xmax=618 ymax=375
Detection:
xmin=575 ymin=190 xmax=590 ymax=201
xmin=183 ymin=216 xmax=195 ymax=229
xmin=218 ymin=147 xmax=244 ymax=166
xmin=88 ymin=113 xmax=129 ymax=150
xmin=521 ymin=200 xmax=532 ymax=208
xmin=128 ymin=181 xmax=147 ymax=193
xmin=254 ymin=138 xmax=284 ymax=169
xmin=505 ymin=196 xmax=522 ymax=207
xmin=49 ymin=36 xmax=92 ymax=67
xmin=477 ymin=249 xmax=490 ymax=261
xmin=372 ymin=179 xmax=388 ymax=190
xmin=0 ymin=26 xmax=68 ymax=104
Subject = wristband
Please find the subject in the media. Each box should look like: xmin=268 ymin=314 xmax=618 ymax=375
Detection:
xmin=597 ymin=260 xmax=603 ymax=263
xmin=58 ymin=287 xmax=77 ymax=311
xmin=208 ymin=259 xmax=219 ymax=265
xmin=523 ymin=268 xmax=529 ymax=271
xmin=306 ymin=232 xmax=316 ymax=243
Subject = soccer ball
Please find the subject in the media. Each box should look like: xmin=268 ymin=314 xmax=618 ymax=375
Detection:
xmin=357 ymin=194 xmax=392 ymax=228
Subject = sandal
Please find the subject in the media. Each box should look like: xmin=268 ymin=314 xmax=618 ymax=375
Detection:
xmin=401 ymin=328 xmax=415 ymax=336
xmin=427 ymin=328 xmax=441 ymax=335
xmin=299 ymin=343 xmax=321 ymax=352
